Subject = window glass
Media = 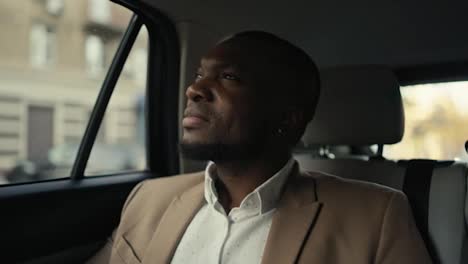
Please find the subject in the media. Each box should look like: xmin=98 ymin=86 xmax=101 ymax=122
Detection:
xmin=0 ymin=1 xmax=141 ymax=185
xmin=384 ymin=81 xmax=468 ymax=161
xmin=85 ymin=26 xmax=148 ymax=176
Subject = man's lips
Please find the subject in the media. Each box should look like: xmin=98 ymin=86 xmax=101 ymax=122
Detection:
xmin=182 ymin=115 xmax=208 ymax=128
xmin=182 ymin=108 xmax=209 ymax=128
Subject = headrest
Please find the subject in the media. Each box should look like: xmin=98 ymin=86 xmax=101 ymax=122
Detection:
xmin=302 ymin=66 xmax=404 ymax=146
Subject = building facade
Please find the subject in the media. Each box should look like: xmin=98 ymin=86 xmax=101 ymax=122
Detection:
xmin=0 ymin=0 xmax=147 ymax=177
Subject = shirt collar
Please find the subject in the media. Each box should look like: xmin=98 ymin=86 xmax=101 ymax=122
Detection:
xmin=204 ymin=158 xmax=296 ymax=215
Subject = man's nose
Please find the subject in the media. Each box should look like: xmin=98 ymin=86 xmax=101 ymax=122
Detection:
xmin=185 ymin=80 xmax=214 ymax=102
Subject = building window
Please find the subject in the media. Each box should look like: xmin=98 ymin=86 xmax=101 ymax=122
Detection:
xmin=30 ymin=24 xmax=56 ymax=68
xmin=45 ymin=0 xmax=64 ymax=16
xmin=88 ymin=0 xmax=111 ymax=24
xmin=85 ymin=35 xmax=105 ymax=76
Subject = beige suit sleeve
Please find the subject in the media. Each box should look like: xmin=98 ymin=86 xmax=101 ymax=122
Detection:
xmin=374 ymin=191 xmax=433 ymax=264
xmin=86 ymin=180 xmax=146 ymax=264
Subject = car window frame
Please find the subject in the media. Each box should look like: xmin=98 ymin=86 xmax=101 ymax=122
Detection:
xmin=0 ymin=0 xmax=181 ymax=187
xmin=71 ymin=0 xmax=181 ymax=180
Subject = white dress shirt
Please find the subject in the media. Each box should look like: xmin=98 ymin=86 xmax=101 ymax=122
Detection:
xmin=171 ymin=158 xmax=295 ymax=264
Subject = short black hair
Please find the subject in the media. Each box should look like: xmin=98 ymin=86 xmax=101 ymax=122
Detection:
xmin=220 ymin=31 xmax=321 ymax=142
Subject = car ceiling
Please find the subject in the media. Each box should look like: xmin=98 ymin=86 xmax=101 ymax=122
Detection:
xmin=141 ymin=0 xmax=468 ymax=72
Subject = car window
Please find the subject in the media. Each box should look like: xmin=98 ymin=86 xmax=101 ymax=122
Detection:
xmin=85 ymin=26 xmax=148 ymax=177
xmin=384 ymin=81 xmax=468 ymax=161
xmin=0 ymin=1 xmax=143 ymax=185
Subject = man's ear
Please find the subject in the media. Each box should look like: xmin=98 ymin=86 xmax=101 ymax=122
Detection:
xmin=281 ymin=110 xmax=308 ymax=147
xmin=283 ymin=109 xmax=305 ymax=130
xmin=273 ymin=110 xmax=300 ymax=137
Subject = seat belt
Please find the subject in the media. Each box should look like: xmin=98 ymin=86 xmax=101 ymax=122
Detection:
xmin=401 ymin=159 xmax=438 ymax=263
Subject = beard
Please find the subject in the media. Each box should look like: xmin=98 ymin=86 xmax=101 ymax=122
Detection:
xmin=179 ymin=121 xmax=271 ymax=162
xmin=180 ymin=105 xmax=276 ymax=162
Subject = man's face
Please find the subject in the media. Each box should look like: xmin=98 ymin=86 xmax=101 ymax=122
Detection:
xmin=180 ymin=43 xmax=273 ymax=161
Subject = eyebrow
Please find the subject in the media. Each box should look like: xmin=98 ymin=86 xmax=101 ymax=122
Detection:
xmin=199 ymin=58 xmax=240 ymax=72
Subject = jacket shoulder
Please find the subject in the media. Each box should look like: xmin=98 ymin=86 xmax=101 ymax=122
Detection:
xmin=122 ymin=171 xmax=204 ymax=219
xmin=298 ymin=171 xmax=431 ymax=263
xmin=302 ymin=170 xmax=402 ymax=203
xmin=299 ymin=170 xmax=408 ymax=234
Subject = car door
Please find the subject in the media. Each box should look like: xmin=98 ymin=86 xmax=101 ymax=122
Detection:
xmin=0 ymin=0 xmax=180 ymax=263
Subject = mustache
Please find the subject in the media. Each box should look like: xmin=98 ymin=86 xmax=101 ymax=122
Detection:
xmin=183 ymin=103 xmax=216 ymax=121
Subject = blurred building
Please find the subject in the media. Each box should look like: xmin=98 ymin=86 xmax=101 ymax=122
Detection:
xmin=0 ymin=0 xmax=147 ymax=174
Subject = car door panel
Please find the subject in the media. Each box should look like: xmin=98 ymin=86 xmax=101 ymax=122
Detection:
xmin=1 ymin=172 xmax=149 ymax=263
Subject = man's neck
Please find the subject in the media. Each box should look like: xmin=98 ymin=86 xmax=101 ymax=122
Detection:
xmin=213 ymin=152 xmax=291 ymax=213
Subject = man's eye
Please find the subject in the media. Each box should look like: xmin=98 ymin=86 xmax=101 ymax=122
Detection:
xmin=221 ymin=73 xmax=240 ymax=81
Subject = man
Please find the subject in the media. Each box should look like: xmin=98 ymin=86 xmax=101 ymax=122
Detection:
xmin=88 ymin=31 xmax=431 ymax=263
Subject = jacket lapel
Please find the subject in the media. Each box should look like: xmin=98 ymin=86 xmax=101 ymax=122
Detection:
xmin=261 ymin=169 xmax=323 ymax=264
xmin=142 ymin=180 xmax=205 ymax=264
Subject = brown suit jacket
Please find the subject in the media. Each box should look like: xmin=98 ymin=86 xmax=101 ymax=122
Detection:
xmin=87 ymin=167 xmax=432 ymax=264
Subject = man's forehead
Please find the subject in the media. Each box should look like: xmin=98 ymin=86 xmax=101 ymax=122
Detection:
xmin=199 ymin=43 xmax=271 ymax=71
xmin=207 ymin=40 xmax=249 ymax=56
